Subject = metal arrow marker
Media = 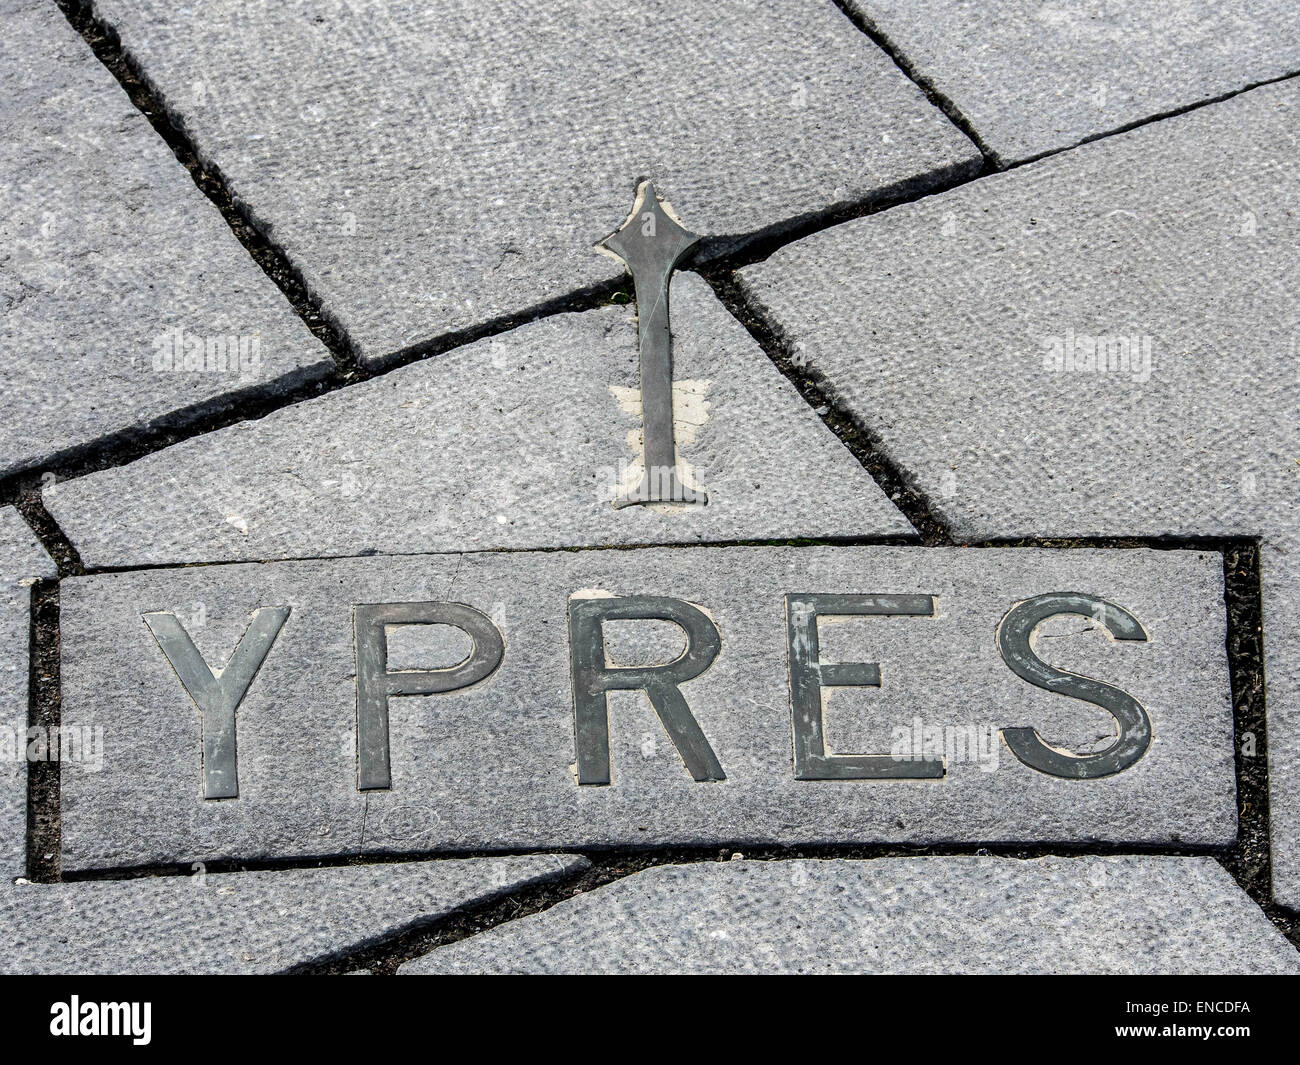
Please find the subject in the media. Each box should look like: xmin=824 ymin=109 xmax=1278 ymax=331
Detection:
xmin=598 ymin=180 xmax=707 ymax=507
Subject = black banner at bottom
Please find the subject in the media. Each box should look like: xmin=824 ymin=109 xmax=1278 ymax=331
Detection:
xmin=0 ymin=974 xmax=1283 ymax=1052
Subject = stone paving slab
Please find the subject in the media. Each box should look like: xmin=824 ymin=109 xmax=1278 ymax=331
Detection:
xmin=44 ymin=275 xmax=913 ymax=566
xmin=400 ymin=856 xmax=1300 ymax=974
xmin=88 ymin=0 xmax=981 ymax=365
xmin=0 ymin=853 xmax=586 ymax=974
xmin=738 ymin=78 xmax=1300 ymax=907
xmin=0 ymin=0 xmax=332 ymax=481
xmin=60 ymin=545 xmax=1233 ymax=870
xmin=0 ymin=507 xmax=55 ymax=879
xmin=846 ymin=0 xmax=1300 ymax=165
xmin=738 ymin=78 xmax=1300 ymax=544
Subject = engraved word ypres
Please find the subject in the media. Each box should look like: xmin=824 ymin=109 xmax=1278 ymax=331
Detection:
xmin=144 ymin=589 xmax=1151 ymax=801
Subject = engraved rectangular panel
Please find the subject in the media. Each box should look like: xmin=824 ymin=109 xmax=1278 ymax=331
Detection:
xmin=60 ymin=546 xmax=1236 ymax=870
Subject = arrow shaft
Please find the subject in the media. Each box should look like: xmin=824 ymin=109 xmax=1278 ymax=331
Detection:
xmin=598 ymin=181 xmax=706 ymax=507
xmin=630 ymin=266 xmax=677 ymax=478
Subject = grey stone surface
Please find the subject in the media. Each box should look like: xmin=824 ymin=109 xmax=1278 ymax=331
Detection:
xmin=0 ymin=0 xmax=332 ymax=480
xmin=89 ymin=0 xmax=980 ymax=365
xmin=0 ymin=853 xmax=586 ymax=974
xmin=0 ymin=508 xmax=56 ymax=583
xmin=61 ymin=544 xmax=1233 ymax=870
xmin=847 ymin=0 xmax=1300 ymax=165
xmin=738 ymin=80 xmax=1300 ymax=904
xmin=0 ymin=507 xmax=54 ymax=879
xmin=45 ymin=275 xmax=913 ymax=566
xmin=401 ymin=856 xmax=1300 ymax=974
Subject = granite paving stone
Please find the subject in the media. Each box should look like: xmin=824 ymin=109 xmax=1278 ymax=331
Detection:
xmin=59 ymin=544 xmax=1233 ymax=870
xmin=399 ymin=856 xmax=1300 ymax=974
xmin=0 ymin=507 xmax=55 ymax=879
xmin=44 ymin=275 xmax=913 ymax=566
xmin=0 ymin=853 xmax=586 ymax=974
xmin=737 ymin=79 xmax=1300 ymax=905
xmin=0 ymin=0 xmax=333 ymax=481
xmin=88 ymin=0 xmax=981 ymax=365
xmin=846 ymin=0 xmax=1300 ymax=165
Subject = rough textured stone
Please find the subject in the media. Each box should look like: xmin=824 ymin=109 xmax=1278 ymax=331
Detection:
xmin=61 ymin=544 xmax=1233 ymax=870
xmin=45 ymin=275 xmax=913 ymax=566
xmin=0 ymin=0 xmax=332 ymax=481
xmin=1 ymin=853 xmax=586 ymax=974
xmin=89 ymin=0 xmax=980 ymax=364
xmin=400 ymin=856 xmax=1300 ymax=974
xmin=0 ymin=507 xmax=54 ymax=879
xmin=847 ymin=0 xmax=1300 ymax=165
xmin=0 ymin=508 xmax=53 ymax=581
xmin=739 ymin=80 xmax=1300 ymax=905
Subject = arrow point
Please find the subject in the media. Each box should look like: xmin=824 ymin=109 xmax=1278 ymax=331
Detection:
xmin=597 ymin=180 xmax=700 ymax=270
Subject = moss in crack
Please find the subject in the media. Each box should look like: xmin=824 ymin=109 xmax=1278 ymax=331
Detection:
xmin=601 ymin=280 xmax=633 ymax=306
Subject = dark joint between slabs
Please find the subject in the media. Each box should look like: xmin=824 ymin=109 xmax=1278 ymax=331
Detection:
xmin=703 ymin=270 xmax=952 ymax=546
xmin=67 ymin=835 xmax=1228 ymax=886
xmin=284 ymin=859 xmax=606 ymax=975
xmin=0 ymin=366 xmax=335 ymax=546
xmin=669 ymin=66 xmax=1300 ymax=280
xmin=686 ymin=154 xmax=985 ymax=275
xmin=25 ymin=579 xmax=61 ymax=883
xmin=29 ymin=4 xmax=633 ymax=514
xmin=360 ymin=276 xmax=630 ymax=374
xmin=53 ymin=0 xmax=360 ymax=375
xmin=54 ymin=0 xmax=629 ymax=382
xmin=1216 ymin=544 xmax=1297 ymax=944
xmin=828 ymin=0 xmax=997 ymax=168
xmin=64 ymin=838 xmax=1269 ymax=977
xmin=66 ymin=537 xmax=920 ymax=579
xmin=12 ymin=491 xmax=82 ymax=579
xmin=1000 ymin=66 xmax=1300 ymax=173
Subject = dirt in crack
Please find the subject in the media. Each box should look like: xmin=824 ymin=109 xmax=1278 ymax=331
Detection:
xmin=26 ymin=579 xmax=61 ymax=883
xmin=1217 ymin=543 xmax=1296 ymax=945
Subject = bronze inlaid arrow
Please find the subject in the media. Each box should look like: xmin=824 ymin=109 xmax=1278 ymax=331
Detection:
xmin=599 ymin=180 xmax=706 ymax=507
